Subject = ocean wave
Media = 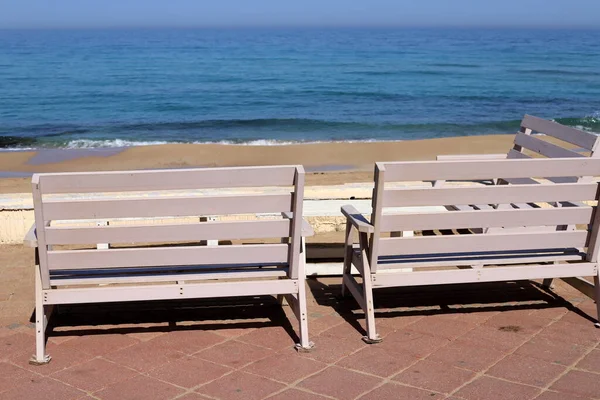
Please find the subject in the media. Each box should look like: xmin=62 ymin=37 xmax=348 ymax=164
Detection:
xmin=1 ymin=115 xmax=598 ymax=149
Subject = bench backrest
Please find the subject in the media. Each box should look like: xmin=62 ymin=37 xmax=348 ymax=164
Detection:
xmin=509 ymin=115 xmax=600 ymax=161
xmin=32 ymin=165 xmax=305 ymax=289
xmin=369 ymin=158 xmax=600 ymax=272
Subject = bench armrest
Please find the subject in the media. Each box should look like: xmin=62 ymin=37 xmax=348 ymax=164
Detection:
xmin=341 ymin=205 xmax=374 ymax=234
xmin=436 ymin=153 xmax=507 ymax=161
xmin=24 ymin=224 xmax=38 ymax=248
xmin=281 ymin=212 xmax=315 ymax=237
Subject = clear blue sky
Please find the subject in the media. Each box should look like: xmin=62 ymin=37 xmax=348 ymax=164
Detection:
xmin=1 ymin=0 xmax=599 ymax=29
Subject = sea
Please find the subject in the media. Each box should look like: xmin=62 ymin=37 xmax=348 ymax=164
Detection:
xmin=0 ymin=28 xmax=599 ymax=149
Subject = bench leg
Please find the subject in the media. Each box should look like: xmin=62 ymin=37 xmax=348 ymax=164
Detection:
xmin=542 ymin=278 xmax=554 ymax=289
xmin=341 ymin=221 xmax=353 ymax=298
xmin=362 ymin=273 xmax=382 ymax=344
xmin=30 ymin=266 xmax=51 ymax=365
xmin=295 ymin=280 xmax=314 ymax=352
xmin=595 ymin=269 xmax=600 ymax=329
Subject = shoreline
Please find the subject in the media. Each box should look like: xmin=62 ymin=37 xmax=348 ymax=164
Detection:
xmin=0 ymin=134 xmax=514 ymax=193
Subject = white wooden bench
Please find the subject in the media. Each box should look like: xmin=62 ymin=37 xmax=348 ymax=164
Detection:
xmin=24 ymin=165 xmax=314 ymax=365
xmin=341 ymin=158 xmax=600 ymax=343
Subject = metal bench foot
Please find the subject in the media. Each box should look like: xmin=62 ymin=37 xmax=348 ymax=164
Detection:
xmin=295 ymin=342 xmax=315 ymax=353
xmin=29 ymin=355 xmax=51 ymax=366
xmin=362 ymin=335 xmax=383 ymax=344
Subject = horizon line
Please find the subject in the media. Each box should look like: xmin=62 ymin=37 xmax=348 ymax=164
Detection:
xmin=1 ymin=24 xmax=600 ymax=31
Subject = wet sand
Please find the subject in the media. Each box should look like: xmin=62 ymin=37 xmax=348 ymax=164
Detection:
xmin=0 ymin=135 xmax=514 ymax=193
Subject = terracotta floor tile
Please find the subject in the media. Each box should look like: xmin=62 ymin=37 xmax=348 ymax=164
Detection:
xmin=58 ymin=333 xmax=140 ymax=357
xmin=528 ymin=307 xmax=569 ymax=320
xmin=52 ymin=358 xmax=138 ymax=392
xmin=0 ymin=361 xmax=38 ymax=394
xmin=300 ymin=332 xmax=364 ymax=364
xmin=147 ymin=329 xmax=225 ymax=355
xmin=358 ymin=382 xmax=443 ymax=400
xmin=336 ymin=344 xmax=418 ymax=377
xmin=298 ymin=365 xmax=383 ymax=400
xmin=393 ymin=359 xmax=476 ymax=394
xmin=104 ymin=339 xmax=185 ymax=373
xmin=212 ymin=325 xmax=257 ymax=338
xmin=515 ymin=335 xmax=589 ymax=366
xmin=318 ymin=318 xmax=394 ymax=341
xmin=376 ymin=314 xmax=425 ymax=330
xmin=486 ymin=354 xmax=566 ymax=387
xmin=176 ymin=394 xmax=211 ymax=400
xmin=534 ymin=390 xmax=588 ymax=400
xmin=197 ymin=370 xmax=285 ymax=400
xmin=427 ymin=338 xmax=506 ymax=372
xmin=304 ymin=314 xmax=346 ymax=335
xmin=575 ymin=349 xmax=600 ymax=373
xmin=148 ymin=356 xmax=232 ymax=388
xmin=407 ymin=316 xmax=477 ymax=340
xmin=195 ymin=340 xmax=273 ymax=368
xmin=0 ymin=376 xmax=86 ymax=400
xmin=125 ymin=330 xmax=166 ymax=342
xmin=236 ymin=325 xmax=299 ymax=351
xmin=560 ymin=310 xmax=598 ymax=327
xmin=266 ymin=388 xmax=330 ymax=400
xmin=95 ymin=374 xmax=184 ymax=400
xmin=459 ymin=326 xmax=534 ymax=352
xmin=10 ymin=342 xmax=96 ymax=376
xmin=483 ymin=312 xmax=552 ymax=335
xmin=441 ymin=310 xmax=500 ymax=325
xmin=0 ymin=333 xmax=35 ymax=360
xmin=382 ymin=329 xmax=448 ymax=358
xmin=455 ymin=376 xmax=541 ymax=400
xmin=550 ymin=370 xmax=600 ymax=398
xmin=537 ymin=320 xmax=600 ymax=348
xmin=243 ymin=352 xmax=326 ymax=383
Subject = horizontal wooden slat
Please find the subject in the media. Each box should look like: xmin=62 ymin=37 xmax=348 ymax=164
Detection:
xmin=378 ymin=231 xmax=588 ymax=256
xmin=37 ymin=165 xmax=298 ymax=194
xmin=505 ymin=150 xmax=579 ymax=183
xmin=380 ymin=206 xmax=594 ymax=232
xmin=521 ymin=115 xmax=598 ymax=150
xmin=43 ymin=279 xmax=298 ymax=305
xmin=382 ymin=182 xmax=597 ymax=207
xmin=376 ymin=253 xmax=583 ymax=270
xmin=381 ymin=158 xmax=600 ymax=182
xmin=43 ymin=193 xmax=292 ymax=220
xmin=371 ymin=262 xmax=597 ymax=288
xmin=47 ymin=244 xmax=289 ymax=270
xmin=514 ymin=132 xmax=585 ymax=159
xmin=45 ymin=220 xmax=291 ymax=245
xmin=50 ymin=268 xmax=289 ymax=286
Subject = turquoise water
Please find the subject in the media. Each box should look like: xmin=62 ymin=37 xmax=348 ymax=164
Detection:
xmin=0 ymin=28 xmax=599 ymax=149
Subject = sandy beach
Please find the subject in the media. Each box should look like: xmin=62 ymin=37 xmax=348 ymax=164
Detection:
xmin=0 ymin=134 xmax=513 ymax=193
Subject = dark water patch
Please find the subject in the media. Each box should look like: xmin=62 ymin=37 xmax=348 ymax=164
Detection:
xmin=510 ymin=68 xmax=600 ymax=77
xmin=428 ymin=63 xmax=482 ymax=68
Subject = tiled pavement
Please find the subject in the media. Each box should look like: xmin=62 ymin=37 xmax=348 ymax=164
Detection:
xmin=1 ymin=244 xmax=600 ymax=400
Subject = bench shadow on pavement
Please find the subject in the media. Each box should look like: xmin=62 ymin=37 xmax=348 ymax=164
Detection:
xmin=306 ymin=277 xmax=597 ymax=337
xmin=32 ymin=295 xmax=301 ymax=342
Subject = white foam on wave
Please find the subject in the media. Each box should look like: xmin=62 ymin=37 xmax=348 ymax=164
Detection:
xmin=199 ymin=138 xmax=383 ymax=146
xmin=0 ymin=137 xmax=398 ymax=151
xmin=65 ymin=139 xmax=177 ymax=148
